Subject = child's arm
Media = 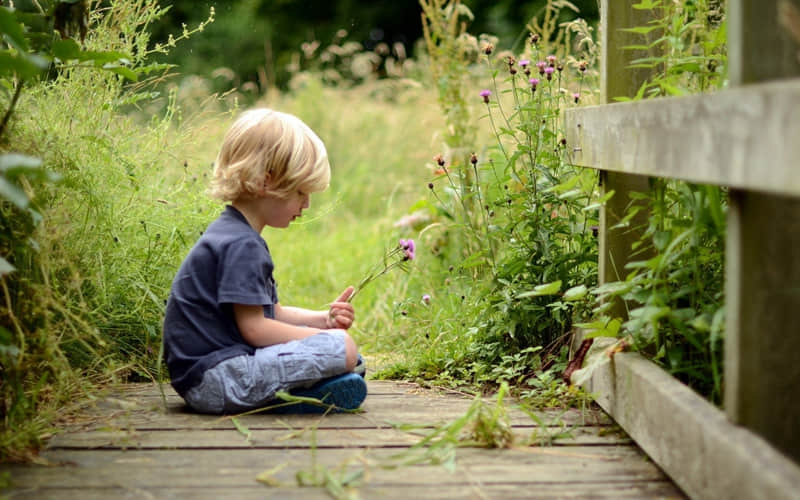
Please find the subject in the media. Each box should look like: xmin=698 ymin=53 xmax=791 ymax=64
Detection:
xmin=233 ymin=287 xmax=355 ymax=347
xmin=274 ymin=286 xmax=355 ymax=330
xmin=234 ymin=303 xmax=337 ymax=347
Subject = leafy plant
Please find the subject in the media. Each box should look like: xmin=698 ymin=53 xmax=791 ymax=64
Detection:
xmin=399 ymin=0 xmax=600 ymax=389
xmin=586 ymin=0 xmax=728 ymax=403
xmin=0 ymin=0 xmax=213 ymax=461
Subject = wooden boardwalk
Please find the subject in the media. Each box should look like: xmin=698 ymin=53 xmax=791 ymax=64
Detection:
xmin=1 ymin=380 xmax=684 ymax=499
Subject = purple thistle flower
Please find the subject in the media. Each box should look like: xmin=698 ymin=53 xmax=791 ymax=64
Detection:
xmin=536 ymin=61 xmax=547 ymax=75
xmin=573 ymin=92 xmax=581 ymax=103
xmin=545 ymin=66 xmax=555 ymax=80
xmin=400 ymin=238 xmax=416 ymax=260
xmin=529 ymin=77 xmax=540 ymax=91
xmin=519 ymin=59 xmax=530 ymax=68
xmin=422 ymin=294 xmax=431 ymax=305
xmin=479 ymin=89 xmax=491 ymax=103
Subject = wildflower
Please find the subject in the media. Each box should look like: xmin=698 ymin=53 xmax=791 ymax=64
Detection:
xmin=434 ymin=153 xmax=445 ymax=166
xmin=482 ymin=42 xmax=494 ymax=55
xmin=507 ymin=55 xmax=516 ymax=75
xmin=400 ymin=238 xmax=416 ymax=260
xmin=348 ymin=238 xmax=417 ymax=302
xmin=479 ymin=89 xmax=492 ymax=103
xmin=519 ymin=59 xmax=531 ymax=76
xmin=546 ymin=54 xmax=557 ymax=67
xmin=470 ymin=152 xmax=478 ymax=165
xmin=573 ymin=92 xmax=580 ymax=104
xmin=545 ymin=66 xmax=555 ymax=80
xmin=529 ymin=33 xmax=539 ymax=45
xmin=422 ymin=294 xmax=431 ymax=305
xmin=428 ymin=182 xmax=434 ymax=190
xmin=529 ymin=78 xmax=540 ymax=92
xmin=557 ymin=64 xmax=564 ymax=73
xmin=536 ymin=61 xmax=547 ymax=75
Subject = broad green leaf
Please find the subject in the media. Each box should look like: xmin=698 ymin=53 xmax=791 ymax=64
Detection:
xmin=103 ymin=64 xmax=138 ymax=81
xmin=516 ymin=280 xmax=562 ymax=299
xmin=563 ymin=284 xmax=588 ymax=301
xmin=0 ymin=51 xmax=47 ymax=79
xmin=0 ymin=7 xmax=29 ymax=51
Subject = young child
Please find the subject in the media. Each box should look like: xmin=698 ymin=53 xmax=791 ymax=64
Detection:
xmin=163 ymin=108 xmax=367 ymax=414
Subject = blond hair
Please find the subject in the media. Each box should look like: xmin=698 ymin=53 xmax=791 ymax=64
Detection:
xmin=209 ymin=108 xmax=330 ymax=201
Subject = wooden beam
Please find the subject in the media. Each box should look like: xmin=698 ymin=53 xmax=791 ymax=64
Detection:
xmin=565 ymin=78 xmax=800 ymax=197
xmin=725 ymin=0 xmax=800 ymax=463
xmin=595 ymin=0 xmax=658 ymax=318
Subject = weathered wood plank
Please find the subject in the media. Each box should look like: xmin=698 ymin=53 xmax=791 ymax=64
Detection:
xmin=65 ymin=383 xmax=610 ymax=431
xmin=723 ymin=0 xmax=800 ymax=465
xmin=46 ymin=425 xmax=629 ymax=450
xmin=593 ymin=0 xmax=659 ymax=319
xmin=0 ymin=482 xmax=685 ymax=500
xmin=4 ymin=447 xmax=673 ymax=489
xmin=582 ymin=351 xmax=800 ymax=500
xmin=565 ymin=78 xmax=800 ymax=196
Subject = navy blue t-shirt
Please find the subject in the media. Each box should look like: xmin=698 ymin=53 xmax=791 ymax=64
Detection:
xmin=163 ymin=205 xmax=279 ymax=396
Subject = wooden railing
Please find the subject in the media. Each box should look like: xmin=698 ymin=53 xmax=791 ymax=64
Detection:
xmin=565 ymin=0 xmax=800 ymax=464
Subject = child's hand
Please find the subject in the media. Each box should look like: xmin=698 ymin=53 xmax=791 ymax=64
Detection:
xmin=326 ymin=286 xmax=355 ymax=330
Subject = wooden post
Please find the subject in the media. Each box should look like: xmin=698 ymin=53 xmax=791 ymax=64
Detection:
xmin=725 ymin=0 xmax=800 ymax=462
xmin=597 ymin=0 xmax=657 ymax=317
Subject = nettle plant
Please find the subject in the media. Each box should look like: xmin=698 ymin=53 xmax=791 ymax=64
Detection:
xmin=426 ymin=15 xmax=601 ymax=370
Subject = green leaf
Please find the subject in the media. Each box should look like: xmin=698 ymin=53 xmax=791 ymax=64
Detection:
xmin=0 ymin=257 xmax=15 ymax=276
xmin=231 ymin=417 xmax=252 ymax=442
xmin=102 ymin=63 xmax=138 ymax=81
xmin=516 ymin=280 xmax=562 ymax=299
xmin=563 ymin=285 xmax=588 ymax=301
xmin=0 ymin=7 xmax=29 ymax=51
xmin=0 ymin=176 xmax=29 ymax=209
xmin=621 ymin=26 xmax=660 ymax=35
xmin=0 ymin=50 xmax=48 ymax=79
xmin=0 ymin=153 xmax=42 ymax=173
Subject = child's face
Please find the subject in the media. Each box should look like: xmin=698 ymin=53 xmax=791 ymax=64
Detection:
xmin=262 ymin=189 xmax=311 ymax=228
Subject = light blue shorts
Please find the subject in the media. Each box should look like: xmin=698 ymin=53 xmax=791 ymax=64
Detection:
xmin=184 ymin=331 xmax=348 ymax=414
